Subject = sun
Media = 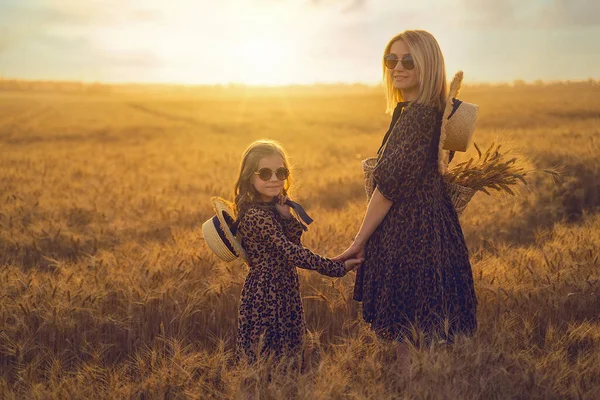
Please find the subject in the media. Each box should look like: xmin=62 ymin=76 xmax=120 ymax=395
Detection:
xmin=237 ymin=35 xmax=294 ymax=86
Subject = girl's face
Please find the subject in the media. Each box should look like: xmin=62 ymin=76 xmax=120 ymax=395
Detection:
xmin=252 ymin=154 xmax=286 ymax=202
xmin=389 ymin=40 xmax=419 ymax=100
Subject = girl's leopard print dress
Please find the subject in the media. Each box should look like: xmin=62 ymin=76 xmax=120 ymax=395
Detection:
xmin=353 ymin=102 xmax=478 ymax=345
xmin=235 ymin=203 xmax=346 ymax=363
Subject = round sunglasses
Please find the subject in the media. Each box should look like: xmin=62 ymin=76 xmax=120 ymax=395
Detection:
xmin=254 ymin=167 xmax=289 ymax=181
xmin=384 ymin=53 xmax=415 ymax=70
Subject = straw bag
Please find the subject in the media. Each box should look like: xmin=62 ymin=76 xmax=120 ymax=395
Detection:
xmin=361 ymin=157 xmax=476 ymax=216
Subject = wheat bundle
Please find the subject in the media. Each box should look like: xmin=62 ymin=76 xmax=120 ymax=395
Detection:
xmin=443 ymin=142 xmax=529 ymax=196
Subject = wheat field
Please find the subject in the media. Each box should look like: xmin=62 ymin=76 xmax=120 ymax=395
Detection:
xmin=1 ymin=81 xmax=599 ymax=399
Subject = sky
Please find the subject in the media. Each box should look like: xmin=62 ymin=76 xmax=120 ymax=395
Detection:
xmin=0 ymin=0 xmax=599 ymax=85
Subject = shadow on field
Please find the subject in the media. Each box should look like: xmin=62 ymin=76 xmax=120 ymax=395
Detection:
xmin=0 ymin=208 xmax=209 ymax=269
xmin=551 ymin=110 xmax=600 ymax=120
xmin=0 ymin=234 xmax=109 ymax=269
xmin=0 ymin=127 xmax=160 ymax=145
xmin=127 ymin=102 xmax=230 ymax=133
xmin=304 ymin=179 xmax=367 ymax=211
xmin=465 ymin=158 xmax=600 ymax=251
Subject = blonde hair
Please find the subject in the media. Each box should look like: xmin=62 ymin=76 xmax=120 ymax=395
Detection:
xmin=233 ymin=140 xmax=292 ymax=216
xmin=382 ymin=30 xmax=447 ymax=114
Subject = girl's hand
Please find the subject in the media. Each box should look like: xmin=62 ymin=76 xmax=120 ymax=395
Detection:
xmin=344 ymin=258 xmax=364 ymax=272
xmin=275 ymin=194 xmax=292 ymax=219
xmin=333 ymin=241 xmax=365 ymax=262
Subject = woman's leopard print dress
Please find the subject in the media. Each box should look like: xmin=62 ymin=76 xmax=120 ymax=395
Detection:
xmin=235 ymin=203 xmax=346 ymax=363
xmin=353 ymin=103 xmax=478 ymax=345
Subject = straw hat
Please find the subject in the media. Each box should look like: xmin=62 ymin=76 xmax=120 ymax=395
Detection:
xmin=201 ymin=197 xmax=248 ymax=263
xmin=438 ymin=71 xmax=479 ymax=174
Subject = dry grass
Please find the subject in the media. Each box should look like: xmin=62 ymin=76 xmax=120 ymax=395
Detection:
xmin=1 ymin=82 xmax=600 ymax=399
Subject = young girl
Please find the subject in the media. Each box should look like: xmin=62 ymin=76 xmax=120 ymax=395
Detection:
xmin=232 ymin=140 xmax=362 ymax=364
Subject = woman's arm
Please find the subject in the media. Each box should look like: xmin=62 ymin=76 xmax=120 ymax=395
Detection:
xmin=334 ymin=187 xmax=392 ymax=261
xmin=354 ymin=188 xmax=392 ymax=247
xmin=335 ymin=104 xmax=440 ymax=261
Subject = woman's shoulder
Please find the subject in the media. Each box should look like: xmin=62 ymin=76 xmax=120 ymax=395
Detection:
xmin=403 ymin=102 xmax=442 ymax=121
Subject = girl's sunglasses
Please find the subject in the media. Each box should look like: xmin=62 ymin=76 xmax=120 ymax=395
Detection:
xmin=384 ymin=54 xmax=415 ymax=70
xmin=255 ymin=167 xmax=289 ymax=181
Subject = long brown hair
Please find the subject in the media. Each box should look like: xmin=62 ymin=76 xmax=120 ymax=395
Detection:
xmin=233 ymin=140 xmax=292 ymax=216
xmin=382 ymin=30 xmax=447 ymax=114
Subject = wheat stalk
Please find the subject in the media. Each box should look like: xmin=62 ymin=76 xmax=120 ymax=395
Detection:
xmin=444 ymin=142 xmax=531 ymax=195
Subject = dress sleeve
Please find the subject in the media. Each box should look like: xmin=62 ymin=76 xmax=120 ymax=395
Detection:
xmin=244 ymin=209 xmax=347 ymax=277
xmin=278 ymin=215 xmax=304 ymax=246
xmin=373 ymin=103 xmax=440 ymax=203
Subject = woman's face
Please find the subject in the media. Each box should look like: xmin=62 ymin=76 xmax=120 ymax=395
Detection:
xmin=252 ymin=154 xmax=286 ymax=202
xmin=389 ymin=40 xmax=419 ymax=98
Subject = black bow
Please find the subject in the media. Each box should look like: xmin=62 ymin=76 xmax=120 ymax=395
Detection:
xmin=229 ymin=199 xmax=314 ymax=233
xmin=282 ymin=198 xmax=313 ymax=227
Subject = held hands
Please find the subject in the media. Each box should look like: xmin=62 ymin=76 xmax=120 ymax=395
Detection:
xmin=275 ymin=194 xmax=292 ymax=218
xmin=335 ymin=240 xmax=366 ymax=272
xmin=344 ymin=257 xmax=364 ymax=272
xmin=333 ymin=240 xmax=366 ymax=263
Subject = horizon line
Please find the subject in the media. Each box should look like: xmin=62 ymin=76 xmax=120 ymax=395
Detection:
xmin=1 ymin=75 xmax=599 ymax=88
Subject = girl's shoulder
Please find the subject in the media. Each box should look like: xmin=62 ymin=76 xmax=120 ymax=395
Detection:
xmin=238 ymin=204 xmax=282 ymax=241
xmin=241 ymin=205 xmax=271 ymax=217
xmin=239 ymin=203 xmax=276 ymax=227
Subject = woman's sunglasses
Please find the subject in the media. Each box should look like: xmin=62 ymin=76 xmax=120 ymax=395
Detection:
xmin=384 ymin=54 xmax=415 ymax=70
xmin=255 ymin=167 xmax=289 ymax=181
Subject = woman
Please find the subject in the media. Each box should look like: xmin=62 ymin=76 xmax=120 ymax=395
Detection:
xmin=335 ymin=30 xmax=478 ymax=354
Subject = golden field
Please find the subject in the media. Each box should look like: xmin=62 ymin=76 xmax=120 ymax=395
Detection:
xmin=1 ymin=81 xmax=600 ymax=399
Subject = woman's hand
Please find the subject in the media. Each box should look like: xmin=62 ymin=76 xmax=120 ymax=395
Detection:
xmin=333 ymin=241 xmax=365 ymax=262
xmin=344 ymin=258 xmax=364 ymax=272
xmin=275 ymin=194 xmax=292 ymax=218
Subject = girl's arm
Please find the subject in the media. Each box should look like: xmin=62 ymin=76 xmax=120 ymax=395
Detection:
xmin=279 ymin=215 xmax=303 ymax=246
xmin=274 ymin=194 xmax=303 ymax=245
xmin=243 ymin=208 xmax=351 ymax=277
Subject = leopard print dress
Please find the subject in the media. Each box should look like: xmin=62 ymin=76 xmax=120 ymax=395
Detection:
xmin=235 ymin=203 xmax=347 ymax=363
xmin=353 ymin=102 xmax=478 ymax=345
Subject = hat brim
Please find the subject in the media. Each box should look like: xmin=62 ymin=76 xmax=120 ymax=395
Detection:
xmin=208 ymin=197 xmax=249 ymax=263
xmin=438 ymin=71 xmax=463 ymax=174
xmin=438 ymin=71 xmax=478 ymax=174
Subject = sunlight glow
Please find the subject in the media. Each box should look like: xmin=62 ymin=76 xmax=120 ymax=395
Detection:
xmin=237 ymin=35 xmax=294 ymax=86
